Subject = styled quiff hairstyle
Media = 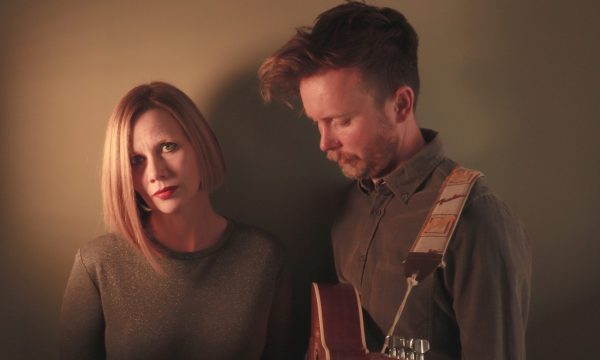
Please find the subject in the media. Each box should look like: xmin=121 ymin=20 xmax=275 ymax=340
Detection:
xmin=101 ymin=81 xmax=225 ymax=270
xmin=259 ymin=0 xmax=419 ymax=108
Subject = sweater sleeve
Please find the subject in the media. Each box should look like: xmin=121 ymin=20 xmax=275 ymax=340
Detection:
xmin=59 ymin=250 xmax=106 ymax=360
xmin=445 ymin=193 xmax=532 ymax=360
xmin=261 ymin=258 xmax=294 ymax=360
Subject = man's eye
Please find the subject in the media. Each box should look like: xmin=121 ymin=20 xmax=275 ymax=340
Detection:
xmin=334 ymin=118 xmax=351 ymax=127
xmin=161 ymin=142 xmax=178 ymax=152
xmin=130 ymin=155 xmax=144 ymax=166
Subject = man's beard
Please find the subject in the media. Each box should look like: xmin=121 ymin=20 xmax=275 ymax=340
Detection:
xmin=326 ymin=130 xmax=400 ymax=180
xmin=326 ymin=151 xmax=364 ymax=179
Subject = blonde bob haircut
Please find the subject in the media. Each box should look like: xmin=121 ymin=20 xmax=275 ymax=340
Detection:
xmin=101 ymin=81 xmax=226 ymax=270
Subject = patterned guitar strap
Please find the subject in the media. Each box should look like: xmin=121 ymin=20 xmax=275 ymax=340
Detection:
xmin=381 ymin=166 xmax=482 ymax=354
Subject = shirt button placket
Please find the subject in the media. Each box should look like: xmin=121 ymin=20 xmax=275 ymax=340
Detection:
xmin=401 ymin=192 xmax=410 ymax=202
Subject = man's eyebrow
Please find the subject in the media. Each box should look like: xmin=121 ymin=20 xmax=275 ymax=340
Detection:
xmin=324 ymin=111 xmax=355 ymax=121
xmin=303 ymin=111 xmax=354 ymax=122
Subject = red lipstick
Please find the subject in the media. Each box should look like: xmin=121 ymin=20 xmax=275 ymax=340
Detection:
xmin=153 ymin=186 xmax=178 ymax=200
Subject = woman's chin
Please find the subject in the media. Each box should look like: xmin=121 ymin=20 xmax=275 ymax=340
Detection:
xmin=152 ymin=202 xmax=183 ymax=215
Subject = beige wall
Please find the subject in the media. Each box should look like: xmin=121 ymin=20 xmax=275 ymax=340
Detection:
xmin=1 ymin=0 xmax=598 ymax=358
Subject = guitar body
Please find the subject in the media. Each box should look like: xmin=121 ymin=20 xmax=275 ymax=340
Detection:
xmin=307 ymin=283 xmax=389 ymax=360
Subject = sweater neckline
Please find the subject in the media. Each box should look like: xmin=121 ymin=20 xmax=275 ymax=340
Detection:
xmin=148 ymin=219 xmax=235 ymax=260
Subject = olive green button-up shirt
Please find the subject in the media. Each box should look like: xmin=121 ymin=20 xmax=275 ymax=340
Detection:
xmin=331 ymin=129 xmax=531 ymax=360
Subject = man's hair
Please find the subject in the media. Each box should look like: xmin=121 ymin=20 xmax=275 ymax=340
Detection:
xmin=101 ymin=81 xmax=225 ymax=271
xmin=258 ymin=1 xmax=420 ymax=108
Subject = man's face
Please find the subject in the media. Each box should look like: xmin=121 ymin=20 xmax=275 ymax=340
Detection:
xmin=299 ymin=68 xmax=401 ymax=180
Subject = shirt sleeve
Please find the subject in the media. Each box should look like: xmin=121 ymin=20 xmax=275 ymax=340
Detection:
xmin=59 ymin=250 xmax=106 ymax=360
xmin=261 ymin=259 xmax=294 ymax=360
xmin=444 ymin=193 xmax=532 ymax=360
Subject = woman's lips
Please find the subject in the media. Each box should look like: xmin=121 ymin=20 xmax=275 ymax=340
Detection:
xmin=153 ymin=186 xmax=178 ymax=200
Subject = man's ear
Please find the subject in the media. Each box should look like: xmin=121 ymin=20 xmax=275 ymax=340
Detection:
xmin=392 ymin=86 xmax=415 ymax=122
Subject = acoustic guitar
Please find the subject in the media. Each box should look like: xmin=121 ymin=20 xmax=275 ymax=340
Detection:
xmin=306 ymin=283 xmax=429 ymax=360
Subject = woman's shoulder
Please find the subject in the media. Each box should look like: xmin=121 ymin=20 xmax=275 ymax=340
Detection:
xmin=228 ymin=221 xmax=286 ymax=259
xmin=77 ymin=233 xmax=139 ymax=267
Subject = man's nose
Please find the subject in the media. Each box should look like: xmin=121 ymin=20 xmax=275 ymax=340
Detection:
xmin=319 ymin=127 xmax=341 ymax=152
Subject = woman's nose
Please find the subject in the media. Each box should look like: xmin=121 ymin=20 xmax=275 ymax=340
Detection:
xmin=147 ymin=156 xmax=168 ymax=182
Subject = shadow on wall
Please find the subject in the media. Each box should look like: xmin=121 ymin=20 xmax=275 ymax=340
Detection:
xmin=204 ymin=65 xmax=349 ymax=357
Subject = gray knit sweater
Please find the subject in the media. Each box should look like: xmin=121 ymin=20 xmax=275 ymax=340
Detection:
xmin=60 ymin=221 xmax=292 ymax=359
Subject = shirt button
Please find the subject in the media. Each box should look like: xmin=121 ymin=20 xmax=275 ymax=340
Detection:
xmin=401 ymin=192 xmax=409 ymax=202
xmin=373 ymin=208 xmax=382 ymax=216
xmin=359 ymin=255 xmax=367 ymax=262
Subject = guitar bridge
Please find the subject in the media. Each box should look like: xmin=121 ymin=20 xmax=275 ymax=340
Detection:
xmin=383 ymin=336 xmax=430 ymax=359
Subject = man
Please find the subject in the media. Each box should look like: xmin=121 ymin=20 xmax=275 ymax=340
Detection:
xmin=259 ymin=1 xmax=531 ymax=359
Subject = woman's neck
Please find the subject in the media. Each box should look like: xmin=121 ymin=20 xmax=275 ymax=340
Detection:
xmin=149 ymin=193 xmax=227 ymax=253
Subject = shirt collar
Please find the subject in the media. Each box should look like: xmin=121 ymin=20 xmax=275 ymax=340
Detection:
xmin=358 ymin=129 xmax=445 ymax=201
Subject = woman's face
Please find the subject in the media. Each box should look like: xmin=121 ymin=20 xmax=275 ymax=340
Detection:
xmin=130 ymin=108 xmax=202 ymax=214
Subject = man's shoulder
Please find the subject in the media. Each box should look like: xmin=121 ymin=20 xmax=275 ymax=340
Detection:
xmin=432 ymin=160 xmax=497 ymax=204
xmin=454 ymin=175 xmax=529 ymax=255
xmin=465 ymin=176 xmax=510 ymax=214
xmin=432 ymin=162 xmax=525 ymax=238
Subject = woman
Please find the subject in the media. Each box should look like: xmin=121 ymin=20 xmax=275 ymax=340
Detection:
xmin=60 ymin=82 xmax=291 ymax=359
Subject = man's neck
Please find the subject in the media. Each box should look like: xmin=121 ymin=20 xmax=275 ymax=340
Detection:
xmin=372 ymin=120 xmax=426 ymax=183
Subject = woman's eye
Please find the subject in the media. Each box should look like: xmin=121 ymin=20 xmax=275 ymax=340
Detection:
xmin=161 ymin=142 xmax=178 ymax=153
xmin=130 ymin=155 xmax=144 ymax=166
